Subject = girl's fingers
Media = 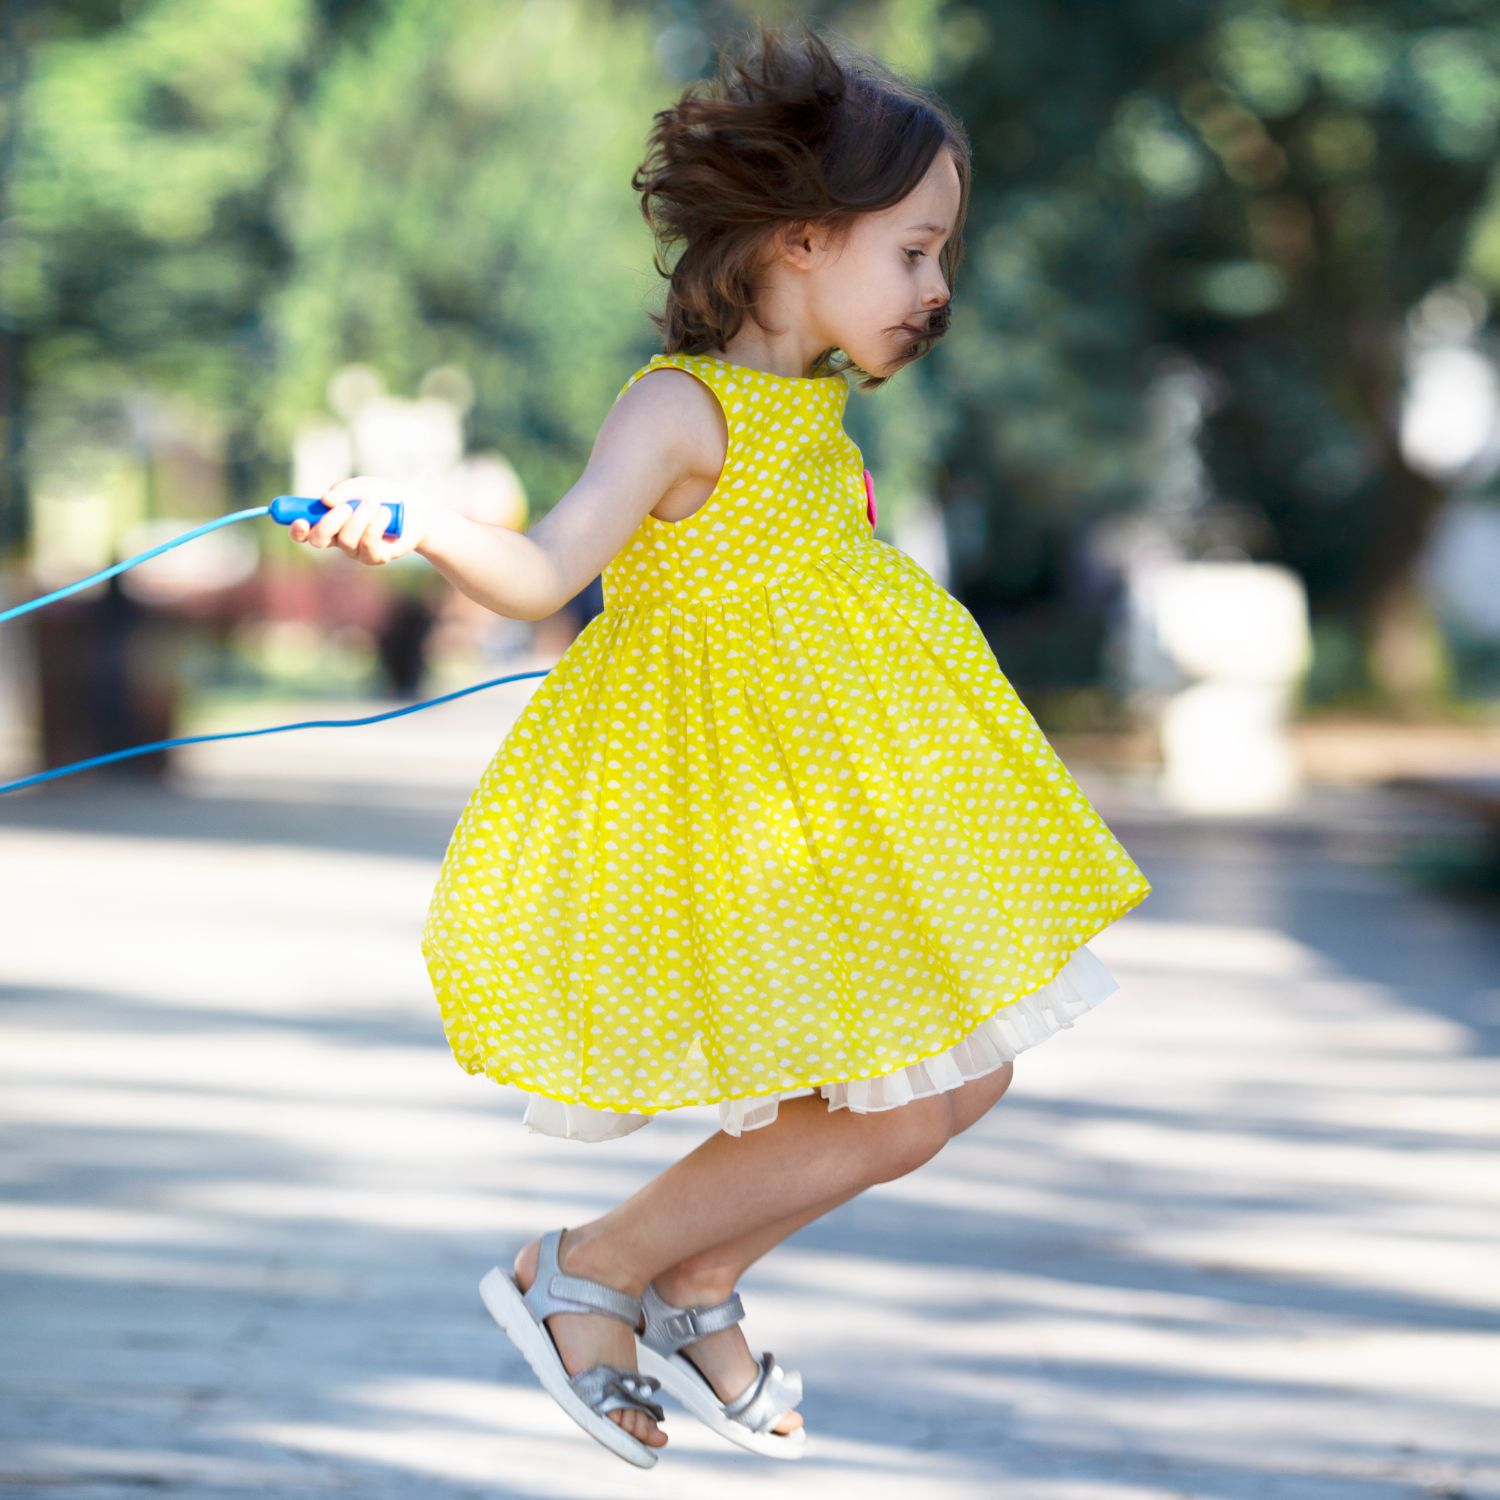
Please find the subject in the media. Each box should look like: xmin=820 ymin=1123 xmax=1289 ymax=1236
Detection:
xmin=290 ymin=489 xmax=409 ymax=560
xmin=309 ymin=503 xmax=351 ymax=546
xmin=355 ymin=523 xmax=389 ymax=565
xmin=331 ymin=499 xmax=393 ymax=564
xmin=335 ymin=498 xmax=377 ymax=552
xmin=352 ymin=499 xmax=392 ymax=557
xmin=334 ymin=500 xmax=366 ymax=550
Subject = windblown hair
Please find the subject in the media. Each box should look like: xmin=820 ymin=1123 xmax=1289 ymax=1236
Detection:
xmin=630 ymin=18 xmax=971 ymax=391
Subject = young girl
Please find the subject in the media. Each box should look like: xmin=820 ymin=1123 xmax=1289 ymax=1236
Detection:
xmin=292 ymin=19 xmax=1151 ymax=1471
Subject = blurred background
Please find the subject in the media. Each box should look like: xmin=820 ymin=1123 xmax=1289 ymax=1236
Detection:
xmin=4 ymin=0 xmax=1500 ymax=863
xmin=2 ymin=3 xmax=1498 ymax=1497
xmin=3 ymin=0 xmax=1500 ymax=846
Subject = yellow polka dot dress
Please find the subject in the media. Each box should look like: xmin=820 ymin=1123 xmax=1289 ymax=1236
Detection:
xmin=421 ymin=351 xmax=1153 ymax=1142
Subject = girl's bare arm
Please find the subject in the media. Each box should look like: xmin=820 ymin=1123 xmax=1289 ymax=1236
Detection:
xmin=416 ymin=369 xmax=724 ymax=621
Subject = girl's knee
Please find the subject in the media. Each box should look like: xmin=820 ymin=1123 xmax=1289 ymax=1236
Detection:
xmin=949 ymin=1061 xmax=1016 ymax=1136
xmin=864 ymin=1094 xmax=954 ymax=1180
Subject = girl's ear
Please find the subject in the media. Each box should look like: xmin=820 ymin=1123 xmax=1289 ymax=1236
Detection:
xmin=774 ymin=218 xmax=818 ymax=268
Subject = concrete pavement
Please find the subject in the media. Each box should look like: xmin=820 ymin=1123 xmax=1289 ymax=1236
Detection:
xmin=1 ymin=687 xmax=1497 ymax=1498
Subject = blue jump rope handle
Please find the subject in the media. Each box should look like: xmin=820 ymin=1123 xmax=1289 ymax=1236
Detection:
xmin=268 ymin=495 xmax=404 ymax=541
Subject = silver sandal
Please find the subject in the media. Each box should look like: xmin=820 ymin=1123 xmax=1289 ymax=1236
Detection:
xmin=635 ymin=1281 xmax=807 ymax=1459
xmin=478 ymin=1227 xmax=668 ymax=1468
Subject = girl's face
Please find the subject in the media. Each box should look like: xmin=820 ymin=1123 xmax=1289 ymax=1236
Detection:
xmin=800 ymin=149 xmax=962 ymax=376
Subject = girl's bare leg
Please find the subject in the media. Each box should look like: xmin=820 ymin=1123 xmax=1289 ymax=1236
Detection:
xmin=511 ymin=1089 xmax=951 ymax=1447
xmin=651 ymin=1185 xmax=858 ymax=1302
xmin=656 ymin=1060 xmax=1015 ymax=1299
xmin=511 ymin=1061 xmax=1015 ymax=1448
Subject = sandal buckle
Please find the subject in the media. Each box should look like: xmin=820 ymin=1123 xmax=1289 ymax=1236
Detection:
xmin=663 ymin=1308 xmax=702 ymax=1342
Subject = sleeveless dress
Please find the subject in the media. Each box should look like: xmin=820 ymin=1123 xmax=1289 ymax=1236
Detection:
xmin=421 ymin=351 xmax=1153 ymax=1142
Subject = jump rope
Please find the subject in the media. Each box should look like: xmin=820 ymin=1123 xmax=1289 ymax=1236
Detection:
xmin=0 ymin=495 xmax=551 ymax=797
xmin=0 ymin=472 xmax=878 ymax=798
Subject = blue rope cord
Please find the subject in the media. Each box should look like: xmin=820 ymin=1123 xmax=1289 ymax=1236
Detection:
xmin=0 ymin=504 xmax=554 ymax=796
xmin=0 ymin=507 xmax=275 ymax=624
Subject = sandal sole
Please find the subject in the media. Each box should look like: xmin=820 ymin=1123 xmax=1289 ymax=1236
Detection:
xmin=635 ymin=1340 xmax=808 ymax=1459
xmin=479 ymin=1266 xmax=663 ymax=1468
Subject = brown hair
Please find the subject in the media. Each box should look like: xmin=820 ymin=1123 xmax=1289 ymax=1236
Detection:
xmin=630 ymin=18 xmax=971 ymax=391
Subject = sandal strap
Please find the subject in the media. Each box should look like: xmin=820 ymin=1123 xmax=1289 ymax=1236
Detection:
xmin=522 ymin=1228 xmax=643 ymax=1328
xmin=570 ymin=1362 xmax=666 ymax=1425
xmin=638 ymin=1281 xmax=745 ymax=1355
xmin=721 ymin=1350 xmax=804 ymax=1434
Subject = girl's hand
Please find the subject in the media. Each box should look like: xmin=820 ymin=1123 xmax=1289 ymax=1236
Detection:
xmin=288 ymin=475 xmax=437 ymax=564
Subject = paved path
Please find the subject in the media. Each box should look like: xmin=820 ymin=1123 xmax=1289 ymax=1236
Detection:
xmin=2 ymin=691 xmax=1497 ymax=1498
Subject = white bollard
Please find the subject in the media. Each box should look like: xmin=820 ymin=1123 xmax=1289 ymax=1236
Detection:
xmin=1149 ymin=559 xmax=1311 ymax=813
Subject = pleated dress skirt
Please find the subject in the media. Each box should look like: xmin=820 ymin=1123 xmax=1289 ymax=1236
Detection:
xmin=519 ymin=941 xmax=1121 ymax=1141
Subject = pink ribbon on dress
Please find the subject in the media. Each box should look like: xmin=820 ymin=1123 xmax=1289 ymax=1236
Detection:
xmin=862 ymin=468 xmax=877 ymax=529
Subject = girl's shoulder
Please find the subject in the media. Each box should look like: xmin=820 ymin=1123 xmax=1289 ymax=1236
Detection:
xmin=610 ymin=351 xmax=850 ymax=485
xmin=615 ymin=350 xmax=851 ymax=426
xmin=607 ymin=354 xmax=732 ymax=494
xmin=614 ymin=350 xmax=731 ymax=406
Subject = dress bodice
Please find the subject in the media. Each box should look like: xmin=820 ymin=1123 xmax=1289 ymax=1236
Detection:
xmin=601 ymin=352 xmax=871 ymax=611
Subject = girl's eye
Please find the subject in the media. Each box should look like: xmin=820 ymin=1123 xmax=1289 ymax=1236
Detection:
xmin=904 ymin=248 xmax=925 ymax=262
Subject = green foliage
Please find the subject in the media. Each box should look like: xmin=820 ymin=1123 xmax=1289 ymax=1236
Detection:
xmin=922 ymin=0 xmax=1500 ymax=699
xmin=261 ymin=0 xmax=668 ymax=511
xmin=3 ymin=0 xmax=312 ymax=399
xmin=4 ymin=0 xmax=1500 ymax=712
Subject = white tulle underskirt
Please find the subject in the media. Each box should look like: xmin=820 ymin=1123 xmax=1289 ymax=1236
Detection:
xmin=519 ymin=942 xmax=1121 ymax=1143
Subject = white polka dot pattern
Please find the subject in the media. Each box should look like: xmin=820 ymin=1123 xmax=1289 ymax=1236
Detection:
xmin=601 ymin=353 xmax=872 ymax=608
xmin=421 ymin=351 xmax=1154 ymax=1141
